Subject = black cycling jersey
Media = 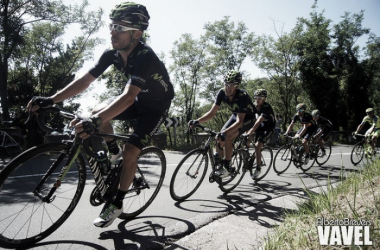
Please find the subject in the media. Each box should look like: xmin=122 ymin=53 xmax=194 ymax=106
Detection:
xmin=215 ymin=89 xmax=255 ymax=120
xmin=316 ymin=116 xmax=333 ymax=128
xmin=89 ymin=41 xmax=174 ymax=111
xmin=255 ymin=102 xmax=275 ymax=130
xmin=292 ymin=112 xmax=317 ymax=128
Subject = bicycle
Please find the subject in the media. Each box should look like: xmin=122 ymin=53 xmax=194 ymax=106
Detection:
xmin=0 ymin=121 xmax=26 ymax=156
xmin=351 ymin=133 xmax=379 ymax=166
xmin=169 ymin=125 xmax=273 ymax=200
xmin=0 ymin=106 xmax=166 ymax=249
xmin=273 ymin=134 xmax=316 ymax=174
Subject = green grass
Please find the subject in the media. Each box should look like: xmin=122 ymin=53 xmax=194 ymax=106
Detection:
xmin=261 ymin=159 xmax=380 ymax=249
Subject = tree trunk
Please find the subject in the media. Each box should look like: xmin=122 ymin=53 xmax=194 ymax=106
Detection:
xmin=0 ymin=61 xmax=10 ymax=120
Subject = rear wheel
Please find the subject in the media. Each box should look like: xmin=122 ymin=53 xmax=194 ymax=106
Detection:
xmin=169 ymin=148 xmax=208 ymax=201
xmin=119 ymin=147 xmax=166 ymax=219
xmin=0 ymin=143 xmax=86 ymax=249
xmin=218 ymin=149 xmax=248 ymax=193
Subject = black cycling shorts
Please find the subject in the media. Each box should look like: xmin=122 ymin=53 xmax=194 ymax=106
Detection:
xmin=105 ymin=98 xmax=170 ymax=150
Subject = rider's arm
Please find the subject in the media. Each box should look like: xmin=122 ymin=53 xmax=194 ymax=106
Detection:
xmin=197 ymin=104 xmax=219 ymax=124
xmin=284 ymin=121 xmax=295 ymax=135
xmin=95 ymin=82 xmax=141 ymax=123
xmin=51 ymin=73 xmax=96 ymax=103
xmin=246 ymin=115 xmax=265 ymax=135
xmin=354 ymin=123 xmax=364 ymax=134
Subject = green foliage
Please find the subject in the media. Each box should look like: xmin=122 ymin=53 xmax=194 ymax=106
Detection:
xmin=1 ymin=0 xmax=104 ymax=122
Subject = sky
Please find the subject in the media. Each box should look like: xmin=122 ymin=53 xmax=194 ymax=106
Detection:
xmin=62 ymin=0 xmax=380 ymax=114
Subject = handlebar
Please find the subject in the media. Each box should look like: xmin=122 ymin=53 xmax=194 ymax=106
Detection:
xmin=189 ymin=124 xmax=218 ymax=137
xmin=26 ymin=106 xmax=76 ymax=133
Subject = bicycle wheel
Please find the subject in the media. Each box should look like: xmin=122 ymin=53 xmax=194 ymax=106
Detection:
xmin=119 ymin=146 xmax=166 ymax=220
xmin=4 ymin=134 xmax=26 ymax=156
xmin=170 ymin=148 xmax=208 ymax=201
xmin=252 ymin=146 xmax=273 ymax=181
xmin=218 ymin=148 xmax=248 ymax=193
xmin=350 ymin=143 xmax=364 ymax=166
xmin=273 ymin=145 xmax=292 ymax=174
xmin=0 ymin=143 xmax=86 ymax=249
xmin=316 ymin=144 xmax=332 ymax=166
xmin=299 ymin=151 xmax=316 ymax=172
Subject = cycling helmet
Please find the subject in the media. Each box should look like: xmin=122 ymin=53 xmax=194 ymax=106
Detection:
xmin=110 ymin=2 xmax=150 ymax=30
xmin=254 ymin=89 xmax=268 ymax=98
xmin=296 ymin=103 xmax=306 ymax=111
xmin=312 ymin=109 xmax=320 ymax=116
xmin=366 ymin=108 xmax=374 ymax=113
xmin=223 ymin=70 xmax=242 ymax=84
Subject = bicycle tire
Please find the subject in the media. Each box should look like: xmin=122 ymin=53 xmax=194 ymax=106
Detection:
xmin=119 ymin=146 xmax=166 ymax=220
xmin=316 ymin=144 xmax=332 ymax=166
xmin=299 ymin=150 xmax=316 ymax=172
xmin=350 ymin=143 xmax=365 ymax=166
xmin=0 ymin=143 xmax=86 ymax=249
xmin=273 ymin=145 xmax=292 ymax=174
xmin=218 ymin=148 xmax=248 ymax=193
xmin=252 ymin=146 xmax=273 ymax=181
xmin=169 ymin=148 xmax=208 ymax=201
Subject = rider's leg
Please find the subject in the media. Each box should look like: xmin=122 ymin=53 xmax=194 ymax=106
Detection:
xmin=255 ymin=140 xmax=264 ymax=166
xmin=302 ymin=139 xmax=309 ymax=154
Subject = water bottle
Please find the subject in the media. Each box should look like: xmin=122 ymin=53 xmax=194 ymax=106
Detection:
xmin=97 ymin=150 xmax=111 ymax=175
xmin=214 ymin=152 xmax=221 ymax=167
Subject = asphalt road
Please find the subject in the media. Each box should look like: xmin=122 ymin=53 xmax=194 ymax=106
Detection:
xmin=0 ymin=145 xmax=366 ymax=249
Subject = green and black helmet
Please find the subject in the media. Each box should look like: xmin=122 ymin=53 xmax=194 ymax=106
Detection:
xmin=312 ymin=109 xmax=320 ymax=116
xmin=110 ymin=2 xmax=150 ymax=30
xmin=296 ymin=103 xmax=306 ymax=111
xmin=223 ymin=70 xmax=242 ymax=84
xmin=254 ymin=89 xmax=268 ymax=98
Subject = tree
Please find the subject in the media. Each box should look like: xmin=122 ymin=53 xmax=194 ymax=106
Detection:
xmin=0 ymin=0 xmax=103 ymax=120
xmin=250 ymin=22 xmax=306 ymax=126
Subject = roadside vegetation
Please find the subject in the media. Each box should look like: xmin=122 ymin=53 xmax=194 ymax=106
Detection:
xmin=261 ymin=159 xmax=380 ymax=249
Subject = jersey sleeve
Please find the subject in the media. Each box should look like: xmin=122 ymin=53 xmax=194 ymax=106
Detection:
xmin=88 ymin=49 xmax=114 ymax=78
xmin=214 ymin=89 xmax=224 ymax=106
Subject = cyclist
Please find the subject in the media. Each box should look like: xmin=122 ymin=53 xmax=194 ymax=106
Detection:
xmin=27 ymin=2 xmax=174 ymax=228
xmin=353 ymin=108 xmax=380 ymax=154
xmin=244 ymin=89 xmax=275 ymax=179
xmin=283 ymin=103 xmax=317 ymax=165
xmin=188 ymin=70 xmax=255 ymax=178
xmin=311 ymin=110 xmax=333 ymax=155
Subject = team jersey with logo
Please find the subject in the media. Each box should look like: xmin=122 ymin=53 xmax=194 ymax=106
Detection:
xmin=361 ymin=115 xmax=380 ymax=129
xmin=89 ymin=41 xmax=174 ymax=111
xmin=215 ymin=89 xmax=255 ymax=119
xmin=255 ymin=102 xmax=276 ymax=129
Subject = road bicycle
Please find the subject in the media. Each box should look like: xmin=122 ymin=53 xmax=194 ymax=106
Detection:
xmin=350 ymin=133 xmax=379 ymax=166
xmin=0 ymin=106 xmax=166 ymax=249
xmin=273 ymin=134 xmax=316 ymax=174
xmin=169 ymin=124 xmax=273 ymax=201
xmin=0 ymin=122 xmax=26 ymax=156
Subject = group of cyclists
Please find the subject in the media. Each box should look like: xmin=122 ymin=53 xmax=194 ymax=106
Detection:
xmin=21 ymin=1 xmax=378 ymax=229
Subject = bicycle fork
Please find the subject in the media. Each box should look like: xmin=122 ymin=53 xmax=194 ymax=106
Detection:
xmin=33 ymin=144 xmax=83 ymax=203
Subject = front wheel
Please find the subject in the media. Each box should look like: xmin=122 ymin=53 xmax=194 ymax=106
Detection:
xmin=251 ymin=146 xmax=273 ymax=181
xmin=119 ymin=147 xmax=166 ymax=220
xmin=169 ymin=148 xmax=208 ymax=201
xmin=316 ymin=144 xmax=332 ymax=166
xmin=273 ymin=145 xmax=292 ymax=174
xmin=0 ymin=143 xmax=87 ymax=249
xmin=350 ymin=143 xmax=364 ymax=166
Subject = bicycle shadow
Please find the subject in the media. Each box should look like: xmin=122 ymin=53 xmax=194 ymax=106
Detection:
xmin=24 ymin=216 xmax=196 ymax=250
